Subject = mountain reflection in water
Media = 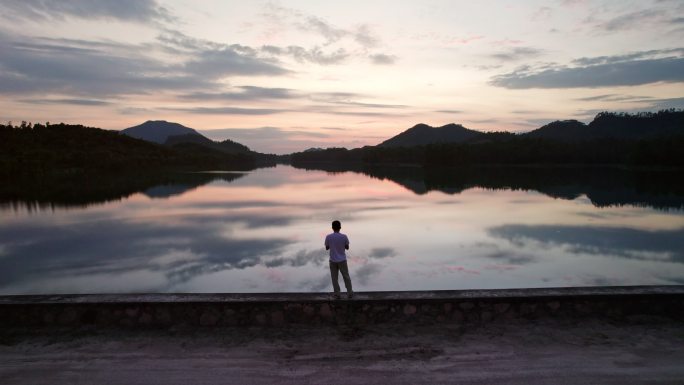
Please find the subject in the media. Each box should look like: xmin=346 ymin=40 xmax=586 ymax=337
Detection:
xmin=0 ymin=165 xmax=682 ymax=294
xmin=2 ymin=165 xmax=683 ymax=211
xmin=292 ymin=164 xmax=684 ymax=210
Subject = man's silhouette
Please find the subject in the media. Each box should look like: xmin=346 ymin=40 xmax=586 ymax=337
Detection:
xmin=325 ymin=220 xmax=353 ymax=299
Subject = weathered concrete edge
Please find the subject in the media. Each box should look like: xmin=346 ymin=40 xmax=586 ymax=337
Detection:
xmin=2 ymin=286 xmax=682 ymax=328
xmin=1 ymin=285 xmax=683 ymax=305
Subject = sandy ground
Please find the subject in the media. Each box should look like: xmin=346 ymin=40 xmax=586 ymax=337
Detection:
xmin=1 ymin=318 xmax=683 ymax=385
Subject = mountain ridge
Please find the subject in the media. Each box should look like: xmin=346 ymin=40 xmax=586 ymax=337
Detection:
xmin=122 ymin=120 xmax=252 ymax=155
xmin=121 ymin=120 xmax=202 ymax=144
xmin=378 ymin=110 xmax=684 ymax=148
xmin=379 ymin=123 xmax=481 ymax=147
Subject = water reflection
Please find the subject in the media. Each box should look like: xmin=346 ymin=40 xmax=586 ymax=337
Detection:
xmin=0 ymin=171 xmax=247 ymax=211
xmin=1 ymin=165 xmax=683 ymax=294
xmin=489 ymin=224 xmax=684 ymax=263
xmin=293 ymin=164 xmax=684 ymax=210
xmin=0 ymin=212 xmax=297 ymax=292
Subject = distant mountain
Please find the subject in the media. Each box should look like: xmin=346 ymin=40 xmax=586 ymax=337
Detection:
xmin=121 ymin=120 xmax=202 ymax=144
xmin=122 ymin=120 xmax=251 ymax=154
xmin=378 ymin=123 xmax=481 ymax=147
xmin=526 ymin=120 xmax=589 ymax=141
xmin=1 ymin=122 xmax=259 ymax=177
xmin=527 ymin=110 xmax=684 ymax=141
xmin=165 ymin=133 xmax=251 ymax=154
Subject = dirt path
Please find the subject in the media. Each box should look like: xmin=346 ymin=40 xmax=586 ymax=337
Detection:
xmin=1 ymin=319 xmax=683 ymax=384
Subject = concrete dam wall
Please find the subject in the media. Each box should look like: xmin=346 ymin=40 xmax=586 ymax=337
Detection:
xmin=1 ymin=286 xmax=682 ymax=329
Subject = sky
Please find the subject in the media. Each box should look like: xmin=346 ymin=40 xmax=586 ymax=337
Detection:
xmin=1 ymin=0 xmax=683 ymax=154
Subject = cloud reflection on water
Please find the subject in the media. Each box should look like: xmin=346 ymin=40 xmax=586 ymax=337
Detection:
xmin=489 ymin=224 xmax=684 ymax=263
xmin=0 ymin=213 xmax=297 ymax=293
xmin=2 ymin=165 xmax=684 ymax=294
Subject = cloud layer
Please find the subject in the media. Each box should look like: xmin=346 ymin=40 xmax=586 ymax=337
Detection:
xmin=0 ymin=0 xmax=172 ymax=23
xmin=491 ymin=50 xmax=684 ymax=89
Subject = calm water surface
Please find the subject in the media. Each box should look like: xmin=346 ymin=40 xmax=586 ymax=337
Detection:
xmin=1 ymin=165 xmax=683 ymax=294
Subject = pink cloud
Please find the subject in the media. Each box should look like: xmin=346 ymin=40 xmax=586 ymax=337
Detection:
xmin=484 ymin=264 xmax=519 ymax=272
xmin=264 ymin=269 xmax=287 ymax=284
xmin=444 ymin=265 xmax=481 ymax=275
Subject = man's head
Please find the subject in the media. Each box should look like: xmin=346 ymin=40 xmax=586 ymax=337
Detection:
xmin=332 ymin=220 xmax=341 ymax=232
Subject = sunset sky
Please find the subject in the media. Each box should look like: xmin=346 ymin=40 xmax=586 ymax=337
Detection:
xmin=1 ymin=0 xmax=683 ymax=154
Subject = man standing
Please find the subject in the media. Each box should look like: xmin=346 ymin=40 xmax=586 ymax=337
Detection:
xmin=325 ymin=220 xmax=353 ymax=299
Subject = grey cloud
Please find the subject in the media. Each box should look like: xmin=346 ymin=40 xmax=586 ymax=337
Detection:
xmin=490 ymin=56 xmax=684 ymax=89
xmin=0 ymin=0 xmax=172 ymax=23
xmin=574 ymin=94 xmax=653 ymax=102
xmin=435 ymin=109 xmax=464 ymax=114
xmin=264 ymin=3 xmax=361 ymax=47
xmin=0 ymin=34 xmax=209 ymax=96
xmin=330 ymin=101 xmax=407 ymax=109
xmin=180 ymin=86 xmax=297 ymax=101
xmin=18 ymin=98 xmax=111 ymax=106
xmin=532 ymin=6 xmax=552 ymax=21
xmin=481 ymin=250 xmax=538 ymax=265
xmin=160 ymin=107 xmax=284 ymax=115
xmin=369 ymin=53 xmax=397 ymax=65
xmin=261 ymin=45 xmax=349 ymax=65
xmin=643 ymin=97 xmax=684 ymax=110
xmin=119 ymin=107 xmax=150 ymax=115
xmin=470 ymin=118 xmax=499 ymax=124
xmin=298 ymin=275 xmax=331 ymax=292
xmin=489 ymin=224 xmax=684 ymax=263
xmin=182 ymin=48 xmax=288 ymax=78
xmin=593 ymin=276 xmax=625 ymax=286
xmin=355 ymin=263 xmax=383 ymax=286
xmin=354 ymin=25 xmax=379 ymax=48
xmin=525 ymin=118 xmax=561 ymax=127
xmin=298 ymin=15 xmax=347 ymax=45
xmin=157 ymin=29 xmax=224 ymax=53
xmin=307 ymin=91 xmax=364 ymax=102
xmin=307 ymin=107 xmax=407 ymax=118
xmin=0 ymin=30 xmax=289 ymax=98
xmin=575 ymin=97 xmax=684 ymax=116
xmin=287 ymin=45 xmax=350 ymax=65
xmin=368 ymin=247 xmax=396 ymax=259
xmin=303 ymin=91 xmax=409 ymax=114
xmin=490 ymin=47 xmax=544 ymax=62
xmin=663 ymin=276 xmax=684 ymax=285
xmin=259 ymin=4 xmax=391 ymax=64
xmin=572 ymin=48 xmax=684 ymax=66
xmin=560 ymin=0 xmax=584 ymax=6
xmin=264 ymin=249 xmax=326 ymax=268
xmin=595 ymin=9 xmax=667 ymax=32
xmin=0 ymin=213 xmax=296 ymax=292
xmin=511 ymin=109 xmax=541 ymax=114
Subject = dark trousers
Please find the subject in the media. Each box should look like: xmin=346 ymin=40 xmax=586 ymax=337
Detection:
xmin=329 ymin=260 xmax=352 ymax=293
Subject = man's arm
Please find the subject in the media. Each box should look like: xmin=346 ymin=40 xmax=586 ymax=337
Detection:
xmin=325 ymin=236 xmax=329 ymax=250
xmin=345 ymin=235 xmax=349 ymax=250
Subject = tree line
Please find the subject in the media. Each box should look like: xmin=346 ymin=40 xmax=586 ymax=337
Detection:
xmin=291 ymin=110 xmax=684 ymax=168
xmin=0 ymin=122 xmax=260 ymax=177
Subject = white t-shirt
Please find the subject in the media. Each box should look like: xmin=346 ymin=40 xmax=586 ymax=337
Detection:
xmin=325 ymin=232 xmax=349 ymax=262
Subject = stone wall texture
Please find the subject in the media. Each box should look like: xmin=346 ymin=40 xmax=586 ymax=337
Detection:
xmin=0 ymin=286 xmax=682 ymax=329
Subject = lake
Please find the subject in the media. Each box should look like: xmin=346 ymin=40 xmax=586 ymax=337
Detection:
xmin=1 ymin=165 xmax=683 ymax=294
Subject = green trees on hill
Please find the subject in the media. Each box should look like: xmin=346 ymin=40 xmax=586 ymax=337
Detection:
xmin=292 ymin=136 xmax=684 ymax=167
xmin=292 ymin=110 xmax=684 ymax=168
xmin=0 ymin=122 xmax=257 ymax=177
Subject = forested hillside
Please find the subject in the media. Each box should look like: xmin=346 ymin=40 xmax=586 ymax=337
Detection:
xmin=0 ymin=122 xmax=257 ymax=177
